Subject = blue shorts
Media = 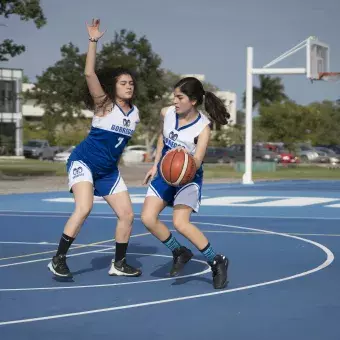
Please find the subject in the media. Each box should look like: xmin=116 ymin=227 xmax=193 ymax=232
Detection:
xmin=66 ymin=152 xmax=127 ymax=197
xmin=146 ymin=171 xmax=203 ymax=212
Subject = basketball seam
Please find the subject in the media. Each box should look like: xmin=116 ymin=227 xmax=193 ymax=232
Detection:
xmin=161 ymin=150 xmax=176 ymax=186
xmin=173 ymin=152 xmax=188 ymax=186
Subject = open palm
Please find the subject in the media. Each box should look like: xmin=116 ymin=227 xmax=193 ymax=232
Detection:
xmin=86 ymin=18 xmax=105 ymax=40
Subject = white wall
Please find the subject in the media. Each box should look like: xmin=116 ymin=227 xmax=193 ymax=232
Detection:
xmin=22 ymin=83 xmax=93 ymax=119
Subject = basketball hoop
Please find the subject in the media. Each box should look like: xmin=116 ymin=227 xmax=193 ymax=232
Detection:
xmin=317 ymin=72 xmax=340 ymax=82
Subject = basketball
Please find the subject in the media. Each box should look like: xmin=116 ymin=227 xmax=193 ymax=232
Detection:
xmin=160 ymin=149 xmax=197 ymax=186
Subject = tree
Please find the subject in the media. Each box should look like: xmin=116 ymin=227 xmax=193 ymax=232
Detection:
xmin=242 ymin=75 xmax=288 ymax=109
xmin=0 ymin=0 xmax=47 ymax=61
xmin=258 ymin=101 xmax=316 ymax=150
xmin=236 ymin=110 xmax=245 ymax=125
xmin=28 ymin=29 xmax=223 ymax=148
xmin=307 ymin=100 xmax=340 ymax=145
xmin=26 ymin=30 xmax=171 ymax=146
xmin=22 ymin=74 xmax=30 ymax=83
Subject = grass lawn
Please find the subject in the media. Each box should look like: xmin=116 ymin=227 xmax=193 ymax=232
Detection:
xmin=0 ymin=159 xmax=67 ymax=176
xmin=1 ymin=159 xmax=340 ymax=180
xmin=203 ymin=164 xmax=340 ymax=180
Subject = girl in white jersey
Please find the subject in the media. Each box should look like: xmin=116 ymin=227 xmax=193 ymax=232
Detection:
xmin=48 ymin=19 xmax=141 ymax=278
xmin=142 ymin=77 xmax=230 ymax=289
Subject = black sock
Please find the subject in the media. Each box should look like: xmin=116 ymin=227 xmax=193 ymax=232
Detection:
xmin=115 ymin=242 xmax=128 ymax=262
xmin=56 ymin=233 xmax=75 ymax=256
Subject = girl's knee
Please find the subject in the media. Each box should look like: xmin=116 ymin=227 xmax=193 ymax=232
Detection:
xmin=173 ymin=215 xmax=189 ymax=233
xmin=117 ymin=209 xmax=134 ymax=225
xmin=141 ymin=211 xmax=157 ymax=229
xmin=74 ymin=203 xmax=93 ymax=220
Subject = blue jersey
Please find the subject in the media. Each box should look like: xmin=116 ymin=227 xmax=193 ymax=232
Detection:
xmin=74 ymin=104 xmax=140 ymax=175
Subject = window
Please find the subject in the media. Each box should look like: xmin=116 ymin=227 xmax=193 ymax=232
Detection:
xmin=0 ymin=80 xmax=16 ymax=113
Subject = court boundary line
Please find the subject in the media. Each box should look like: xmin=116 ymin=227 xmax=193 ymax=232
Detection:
xmin=1 ymin=210 xmax=340 ymax=220
xmin=0 ymin=253 xmax=211 ymax=292
xmin=0 ymin=220 xmax=334 ymax=326
xmin=0 ymin=233 xmax=150 ymax=267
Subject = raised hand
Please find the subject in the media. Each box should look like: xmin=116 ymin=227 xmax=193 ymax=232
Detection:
xmin=86 ymin=18 xmax=106 ymax=40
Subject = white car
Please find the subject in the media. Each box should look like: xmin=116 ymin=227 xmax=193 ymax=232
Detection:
xmin=122 ymin=145 xmax=148 ymax=164
xmin=53 ymin=146 xmax=75 ymax=162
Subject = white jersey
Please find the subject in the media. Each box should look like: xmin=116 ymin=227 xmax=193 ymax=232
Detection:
xmin=74 ymin=104 xmax=140 ymax=174
xmin=162 ymin=106 xmax=210 ymax=156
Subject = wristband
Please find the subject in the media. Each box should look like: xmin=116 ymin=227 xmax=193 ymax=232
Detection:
xmin=89 ymin=37 xmax=98 ymax=42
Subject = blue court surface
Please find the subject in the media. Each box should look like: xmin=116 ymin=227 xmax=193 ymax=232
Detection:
xmin=1 ymin=179 xmax=340 ymax=339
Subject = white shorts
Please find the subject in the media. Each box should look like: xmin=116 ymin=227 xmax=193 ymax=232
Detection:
xmin=146 ymin=181 xmax=201 ymax=213
xmin=67 ymin=160 xmax=127 ymax=197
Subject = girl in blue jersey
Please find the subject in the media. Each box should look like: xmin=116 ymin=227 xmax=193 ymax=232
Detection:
xmin=48 ymin=19 xmax=141 ymax=278
xmin=142 ymin=77 xmax=230 ymax=289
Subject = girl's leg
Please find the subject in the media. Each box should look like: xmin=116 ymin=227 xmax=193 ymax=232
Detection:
xmin=141 ymin=196 xmax=193 ymax=276
xmin=141 ymin=196 xmax=169 ymax=241
xmin=48 ymin=181 xmax=94 ymax=278
xmin=173 ymin=204 xmax=229 ymax=289
xmin=104 ymin=190 xmax=141 ymax=276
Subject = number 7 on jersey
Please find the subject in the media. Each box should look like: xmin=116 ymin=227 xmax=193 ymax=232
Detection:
xmin=115 ymin=137 xmax=124 ymax=148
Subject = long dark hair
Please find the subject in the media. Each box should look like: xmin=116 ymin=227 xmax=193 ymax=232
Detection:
xmin=84 ymin=67 xmax=137 ymax=111
xmin=174 ymin=77 xmax=230 ymax=125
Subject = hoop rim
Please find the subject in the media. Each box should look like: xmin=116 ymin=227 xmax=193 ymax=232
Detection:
xmin=317 ymin=72 xmax=340 ymax=81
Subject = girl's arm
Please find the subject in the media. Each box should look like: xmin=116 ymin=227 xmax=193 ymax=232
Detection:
xmin=84 ymin=19 xmax=106 ymax=106
xmin=193 ymin=125 xmax=211 ymax=169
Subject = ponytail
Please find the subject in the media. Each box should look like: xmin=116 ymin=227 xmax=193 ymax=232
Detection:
xmin=204 ymin=91 xmax=230 ymax=125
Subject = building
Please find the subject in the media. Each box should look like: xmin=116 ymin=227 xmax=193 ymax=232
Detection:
xmin=0 ymin=68 xmax=24 ymax=156
xmin=22 ymin=83 xmax=93 ymax=120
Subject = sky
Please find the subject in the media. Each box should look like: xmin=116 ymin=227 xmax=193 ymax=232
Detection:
xmin=1 ymin=0 xmax=339 ymax=109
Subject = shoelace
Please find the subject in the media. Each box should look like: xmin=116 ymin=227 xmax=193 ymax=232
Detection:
xmin=56 ymin=256 xmax=69 ymax=271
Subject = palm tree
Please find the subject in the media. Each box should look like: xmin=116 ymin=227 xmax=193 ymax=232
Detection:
xmin=242 ymin=75 xmax=288 ymax=109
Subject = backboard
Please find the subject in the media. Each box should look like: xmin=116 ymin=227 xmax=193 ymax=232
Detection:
xmin=307 ymin=36 xmax=330 ymax=80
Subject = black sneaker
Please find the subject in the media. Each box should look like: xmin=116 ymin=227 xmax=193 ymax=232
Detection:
xmin=210 ymin=255 xmax=229 ymax=289
xmin=170 ymin=246 xmax=193 ymax=277
xmin=48 ymin=254 xmax=72 ymax=278
xmin=108 ymin=258 xmax=142 ymax=277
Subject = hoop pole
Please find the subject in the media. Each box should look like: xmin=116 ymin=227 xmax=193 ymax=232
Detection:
xmin=253 ymin=68 xmax=306 ymax=75
xmin=242 ymin=47 xmax=254 ymax=185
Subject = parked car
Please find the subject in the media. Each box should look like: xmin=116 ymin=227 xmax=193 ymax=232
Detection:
xmin=315 ymin=147 xmax=340 ymax=164
xmin=53 ymin=146 xmax=75 ymax=162
xmin=23 ymin=139 xmax=55 ymax=161
xmin=226 ymin=144 xmax=278 ymax=162
xmin=276 ymin=148 xmax=299 ymax=164
xmin=122 ymin=145 xmax=148 ymax=164
xmin=204 ymin=147 xmax=230 ymax=164
xmin=316 ymin=144 xmax=340 ymax=154
xmin=295 ymin=145 xmax=319 ymax=163
xmin=314 ymin=149 xmax=330 ymax=163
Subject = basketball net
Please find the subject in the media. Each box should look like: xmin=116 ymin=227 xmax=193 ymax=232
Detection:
xmin=317 ymin=72 xmax=340 ymax=83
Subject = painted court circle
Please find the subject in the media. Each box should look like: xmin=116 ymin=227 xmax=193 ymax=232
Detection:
xmin=0 ymin=218 xmax=334 ymax=326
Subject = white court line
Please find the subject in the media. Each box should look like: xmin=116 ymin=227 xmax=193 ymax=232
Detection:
xmin=0 ymin=213 xmax=117 ymax=219
xmin=0 ymin=253 xmax=210 ymax=292
xmin=0 ymin=247 xmax=113 ymax=268
xmin=1 ymin=210 xmax=340 ymax=220
xmin=200 ymin=230 xmax=340 ymax=237
xmin=2 ymin=213 xmax=340 ymax=238
xmin=0 ymin=221 xmax=334 ymax=326
xmin=0 ymin=241 xmax=110 ymax=248
xmin=0 ymin=232 xmax=150 ymax=268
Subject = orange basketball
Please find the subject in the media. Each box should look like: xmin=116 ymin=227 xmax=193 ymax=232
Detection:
xmin=160 ymin=149 xmax=197 ymax=187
